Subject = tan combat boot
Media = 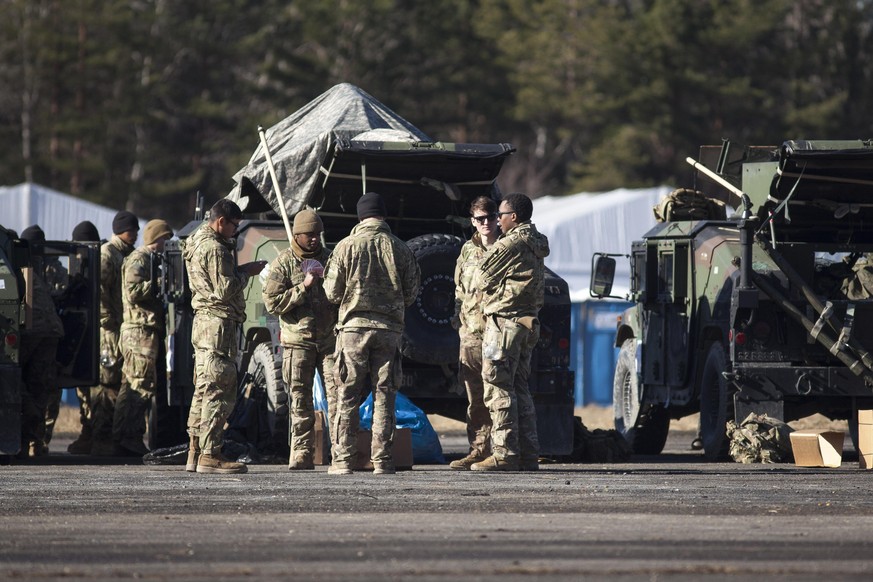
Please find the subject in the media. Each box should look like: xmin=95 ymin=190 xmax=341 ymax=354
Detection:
xmin=186 ymin=435 xmax=200 ymax=472
xmin=470 ymin=455 xmax=519 ymax=472
xmin=449 ymin=451 xmax=489 ymax=471
xmin=288 ymin=452 xmax=314 ymax=470
xmin=196 ymin=452 xmax=248 ymax=474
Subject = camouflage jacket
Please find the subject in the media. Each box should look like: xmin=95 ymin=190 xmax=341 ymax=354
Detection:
xmin=478 ymin=221 xmax=549 ymax=319
xmin=120 ymin=245 xmax=165 ymax=333
xmin=23 ymin=269 xmax=64 ymax=339
xmin=453 ymin=232 xmax=491 ymax=338
xmin=100 ymin=235 xmax=135 ymax=331
xmin=323 ymin=219 xmax=420 ymax=333
xmin=262 ymin=245 xmax=336 ymax=348
xmin=182 ymin=222 xmax=248 ymax=323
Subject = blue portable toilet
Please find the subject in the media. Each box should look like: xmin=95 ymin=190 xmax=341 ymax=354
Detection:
xmin=569 ymin=300 xmax=632 ymax=406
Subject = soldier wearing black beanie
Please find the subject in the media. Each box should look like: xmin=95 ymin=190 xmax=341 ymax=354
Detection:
xmin=72 ymin=221 xmax=100 ymax=242
xmin=112 ymin=211 xmax=138 ymax=235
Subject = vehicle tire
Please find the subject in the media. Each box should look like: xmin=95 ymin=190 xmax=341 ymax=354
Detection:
xmin=246 ymin=342 xmax=289 ymax=450
xmin=699 ymin=342 xmax=732 ymax=461
xmin=613 ymin=338 xmax=670 ymax=455
xmin=402 ymin=233 xmax=464 ymax=366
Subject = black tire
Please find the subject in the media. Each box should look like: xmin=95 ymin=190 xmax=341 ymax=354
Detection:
xmin=699 ymin=343 xmax=731 ymax=461
xmin=402 ymin=233 xmax=464 ymax=365
xmin=613 ymin=338 xmax=670 ymax=455
xmin=246 ymin=342 xmax=289 ymax=448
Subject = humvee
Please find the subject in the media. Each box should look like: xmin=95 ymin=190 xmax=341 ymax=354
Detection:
xmin=154 ymin=85 xmax=576 ymax=458
xmin=0 ymin=225 xmax=99 ymax=460
xmin=592 ymin=139 xmax=873 ymax=459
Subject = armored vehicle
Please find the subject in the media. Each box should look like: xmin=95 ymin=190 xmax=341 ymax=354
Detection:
xmin=0 ymin=225 xmax=99 ymax=459
xmin=155 ymin=85 xmax=575 ymax=458
xmin=592 ymin=139 xmax=873 ymax=459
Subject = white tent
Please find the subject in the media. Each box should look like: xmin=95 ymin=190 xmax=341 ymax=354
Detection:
xmin=0 ymin=182 xmax=144 ymax=243
xmin=533 ymin=186 xmax=672 ymax=301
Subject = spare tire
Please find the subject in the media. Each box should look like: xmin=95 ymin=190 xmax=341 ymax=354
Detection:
xmin=402 ymin=233 xmax=464 ymax=365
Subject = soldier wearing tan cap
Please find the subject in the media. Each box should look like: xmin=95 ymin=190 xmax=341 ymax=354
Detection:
xmin=263 ymin=209 xmax=339 ymax=470
xmin=112 ymin=219 xmax=173 ymax=456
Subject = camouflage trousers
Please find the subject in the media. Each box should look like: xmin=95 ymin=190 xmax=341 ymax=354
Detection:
xmin=459 ymin=332 xmax=492 ymax=457
xmin=19 ymin=334 xmax=59 ymax=448
xmin=187 ymin=314 xmax=240 ymax=456
xmin=44 ymin=385 xmax=93 ymax=446
xmin=113 ymin=326 xmax=162 ymax=444
xmin=92 ymin=326 xmax=125 ymax=442
xmin=282 ymin=339 xmax=338 ymax=457
xmin=332 ymin=328 xmax=401 ymax=468
xmin=481 ymin=316 xmax=540 ymax=464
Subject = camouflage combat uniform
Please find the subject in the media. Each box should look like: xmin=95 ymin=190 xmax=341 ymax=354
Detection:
xmin=113 ymin=245 xmax=166 ymax=450
xmin=323 ymin=220 xmax=420 ymax=471
xmin=262 ymin=245 xmax=338 ymax=462
xmin=477 ymin=221 xmax=549 ymax=466
xmin=92 ymin=235 xmax=135 ymax=447
xmin=19 ymin=268 xmax=64 ymax=456
xmin=453 ymin=232 xmax=493 ymax=459
xmin=183 ymin=223 xmax=249 ymax=456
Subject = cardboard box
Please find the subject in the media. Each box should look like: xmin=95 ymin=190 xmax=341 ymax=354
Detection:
xmin=313 ymin=410 xmax=331 ymax=465
xmin=355 ymin=427 xmax=413 ymax=470
xmin=313 ymin=415 xmax=413 ymax=470
xmin=790 ymin=430 xmax=844 ymax=468
xmin=857 ymin=409 xmax=873 ymax=470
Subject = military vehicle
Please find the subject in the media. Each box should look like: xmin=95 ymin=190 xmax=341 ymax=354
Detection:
xmin=0 ymin=225 xmax=99 ymax=460
xmin=591 ymin=139 xmax=873 ymax=459
xmin=154 ymin=84 xmax=576 ymax=459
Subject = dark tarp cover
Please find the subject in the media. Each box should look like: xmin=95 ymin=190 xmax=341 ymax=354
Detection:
xmin=228 ymin=83 xmax=430 ymax=217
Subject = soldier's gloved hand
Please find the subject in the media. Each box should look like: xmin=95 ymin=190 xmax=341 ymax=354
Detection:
xmin=450 ymin=315 xmax=461 ymax=330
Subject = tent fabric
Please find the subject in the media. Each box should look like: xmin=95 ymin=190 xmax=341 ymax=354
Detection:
xmin=228 ymin=83 xmax=431 ymax=217
xmin=533 ymin=186 xmax=672 ymax=301
xmin=0 ymin=182 xmax=145 ymax=244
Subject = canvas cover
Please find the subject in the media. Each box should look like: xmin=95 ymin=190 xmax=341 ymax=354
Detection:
xmin=228 ymin=83 xmax=431 ymax=217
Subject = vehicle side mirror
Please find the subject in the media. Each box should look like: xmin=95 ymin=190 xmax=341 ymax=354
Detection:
xmin=590 ymin=255 xmax=616 ymax=298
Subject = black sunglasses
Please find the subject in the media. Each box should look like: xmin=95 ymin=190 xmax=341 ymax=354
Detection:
xmin=471 ymin=213 xmax=497 ymax=224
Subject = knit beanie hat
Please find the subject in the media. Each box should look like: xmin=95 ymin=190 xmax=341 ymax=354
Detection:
xmin=20 ymin=225 xmax=45 ymax=243
xmin=356 ymin=192 xmax=387 ymax=220
xmin=143 ymin=219 xmax=173 ymax=245
xmin=71 ymin=220 xmax=100 ymax=242
xmin=112 ymin=210 xmax=139 ymax=235
xmin=292 ymin=209 xmax=324 ymax=235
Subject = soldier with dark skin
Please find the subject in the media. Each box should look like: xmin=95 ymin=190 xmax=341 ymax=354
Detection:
xmin=91 ymin=211 xmax=139 ymax=455
xmin=323 ymin=192 xmax=420 ymax=475
xmin=113 ymin=219 xmax=173 ymax=456
xmin=17 ymin=225 xmax=64 ymax=458
xmin=449 ymin=196 xmax=499 ymax=470
xmin=262 ymin=209 xmax=339 ymax=470
xmin=471 ymin=193 xmax=548 ymax=472
xmin=183 ymin=199 xmax=265 ymax=474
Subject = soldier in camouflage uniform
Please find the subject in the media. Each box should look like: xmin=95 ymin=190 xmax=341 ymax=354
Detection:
xmin=112 ymin=219 xmax=173 ymax=456
xmin=262 ymin=209 xmax=338 ymax=470
xmin=323 ymin=192 xmax=420 ymax=475
xmin=17 ymin=225 xmax=64 ymax=458
xmin=471 ymin=193 xmax=548 ymax=472
xmin=91 ymin=211 xmax=139 ymax=455
xmin=449 ymin=196 xmax=499 ymax=470
xmin=183 ymin=199 xmax=265 ymax=474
